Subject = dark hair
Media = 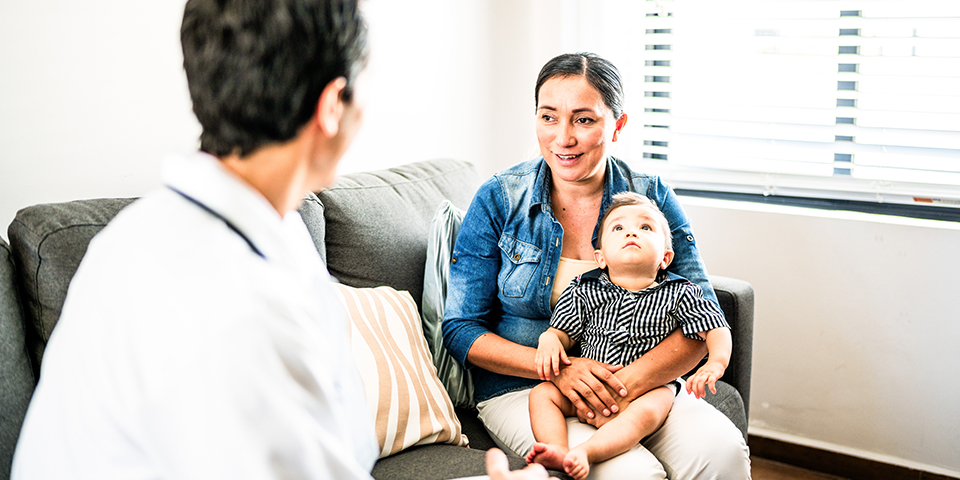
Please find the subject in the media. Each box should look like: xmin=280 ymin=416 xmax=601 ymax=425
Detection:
xmin=535 ymin=52 xmax=624 ymax=118
xmin=181 ymin=0 xmax=368 ymax=157
xmin=596 ymin=192 xmax=672 ymax=252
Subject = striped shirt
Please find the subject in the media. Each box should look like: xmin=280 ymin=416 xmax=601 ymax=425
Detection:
xmin=551 ymin=268 xmax=728 ymax=367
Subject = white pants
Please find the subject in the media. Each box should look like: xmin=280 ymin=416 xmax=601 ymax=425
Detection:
xmin=477 ymin=381 xmax=751 ymax=479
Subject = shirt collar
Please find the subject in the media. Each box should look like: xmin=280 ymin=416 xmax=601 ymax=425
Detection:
xmin=590 ymin=268 xmax=686 ymax=292
xmin=529 ymin=158 xmax=553 ymax=214
xmin=162 ymin=151 xmax=319 ymax=267
xmin=530 ymin=156 xmax=626 ymax=215
xmin=529 ymin=156 xmax=631 ymax=248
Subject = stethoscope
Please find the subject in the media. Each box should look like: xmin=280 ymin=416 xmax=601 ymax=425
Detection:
xmin=166 ymin=185 xmax=266 ymax=259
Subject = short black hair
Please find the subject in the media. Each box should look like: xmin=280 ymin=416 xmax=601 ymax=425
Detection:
xmin=181 ymin=0 xmax=368 ymax=157
xmin=535 ymin=52 xmax=624 ymax=118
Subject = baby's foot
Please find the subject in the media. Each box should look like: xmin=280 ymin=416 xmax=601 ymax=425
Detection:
xmin=525 ymin=442 xmax=568 ymax=471
xmin=563 ymin=447 xmax=590 ymax=480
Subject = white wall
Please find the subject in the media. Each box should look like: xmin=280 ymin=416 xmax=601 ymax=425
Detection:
xmin=0 ymin=0 xmax=557 ymax=237
xmin=684 ymin=199 xmax=960 ymax=476
xmin=2 ymin=0 xmax=958 ymax=476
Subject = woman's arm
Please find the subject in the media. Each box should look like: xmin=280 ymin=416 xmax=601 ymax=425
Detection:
xmin=617 ymin=328 xmax=706 ymax=397
xmin=580 ymin=329 xmax=705 ymax=427
xmin=466 ymin=333 xmax=540 ymax=379
xmin=442 ymin=178 xmax=507 ymax=370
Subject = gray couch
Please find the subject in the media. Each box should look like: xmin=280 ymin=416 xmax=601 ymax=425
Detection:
xmin=0 ymin=158 xmax=753 ymax=480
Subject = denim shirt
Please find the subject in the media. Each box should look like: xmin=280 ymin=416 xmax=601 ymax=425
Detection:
xmin=441 ymin=156 xmax=718 ymax=403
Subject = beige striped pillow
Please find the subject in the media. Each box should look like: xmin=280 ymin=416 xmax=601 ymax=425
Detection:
xmin=334 ymin=284 xmax=469 ymax=458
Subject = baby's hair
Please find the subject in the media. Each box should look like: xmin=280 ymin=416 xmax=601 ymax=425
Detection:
xmin=596 ymin=192 xmax=673 ymax=251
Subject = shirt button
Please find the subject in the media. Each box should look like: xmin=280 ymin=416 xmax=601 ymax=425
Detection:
xmin=513 ymin=254 xmax=521 ymax=261
xmin=451 ymin=258 xmax=457 ymax=264
xmin=686 ymin=235 xmax=694 ymax=242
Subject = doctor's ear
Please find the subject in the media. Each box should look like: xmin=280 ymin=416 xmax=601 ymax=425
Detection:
xmin=315 ymin=77 xmax=348 ymax=136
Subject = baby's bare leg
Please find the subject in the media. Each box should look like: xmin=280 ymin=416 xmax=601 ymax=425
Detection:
xmin=526 ymin=382 xmax=578 ymax=470
xmin=565 ymin=385 xmax=675 ymax=480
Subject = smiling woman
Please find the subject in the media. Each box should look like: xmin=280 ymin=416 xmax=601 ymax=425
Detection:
xmin=441 ymin=52 xmax=751 ymax=480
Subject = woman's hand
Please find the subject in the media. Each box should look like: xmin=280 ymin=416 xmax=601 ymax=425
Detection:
xmin=575 ymin=383 xmax=631 ymax=428
xmin=549 ymin=357 xmax=627 ymax=420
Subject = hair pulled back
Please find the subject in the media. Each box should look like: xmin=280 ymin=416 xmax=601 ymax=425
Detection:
xmin=535 ymin=52 xmax=625 ymax=118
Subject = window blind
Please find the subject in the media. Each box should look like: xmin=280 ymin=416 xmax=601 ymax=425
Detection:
xmin=635 ymin=0 xmax=960 ymax=215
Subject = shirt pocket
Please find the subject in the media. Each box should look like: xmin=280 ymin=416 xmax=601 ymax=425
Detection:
xmin=497 ymin=234 xmax=542 ymax=298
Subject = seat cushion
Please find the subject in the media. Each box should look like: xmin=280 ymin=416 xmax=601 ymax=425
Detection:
xmin=371 ymin=443 xmax=527 ymax=480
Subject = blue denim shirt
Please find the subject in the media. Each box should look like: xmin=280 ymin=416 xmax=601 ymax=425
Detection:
xmin=442 ymin=156 xmax=718 ymax=403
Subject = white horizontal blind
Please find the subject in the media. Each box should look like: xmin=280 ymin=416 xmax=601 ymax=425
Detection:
xmin=636 ymin=0 xmax=960 ymax=211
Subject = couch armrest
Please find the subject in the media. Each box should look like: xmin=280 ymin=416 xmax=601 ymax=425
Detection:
xmin=709 ymin=275 xmax=754 ymax=419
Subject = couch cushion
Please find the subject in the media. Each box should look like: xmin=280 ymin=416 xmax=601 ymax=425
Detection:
xmin=1 ymin=237 xmax=35 ymax=479
xmin=371 ymin=443 xmax=527 ymax=480
xmin=422 ymin=200 xmax=474 ymax=408
xmin=701 ymin=380 xmax=747 ymax=441
xmin=7 ymin=198 xmax=137 ymax=374
xmin=335 ymin=283 xmax=467 ymax=458
xmin=317 ymin=159 xmax=480 ymax=313
xmin=298 ymin=191 xmax=326 ymax=265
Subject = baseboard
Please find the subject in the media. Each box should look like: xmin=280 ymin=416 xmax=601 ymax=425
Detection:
xmin=748 ymin=435 xmax=959 ymax=480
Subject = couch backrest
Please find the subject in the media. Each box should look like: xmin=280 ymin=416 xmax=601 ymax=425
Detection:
xmin=0 ymin=237 xmax=34 ymax=480
xmin=7 ymin=198 xmax=137 ymax=378
xmin=3 ymin=159 xmax=479 ymax=377
xmin=317 ymin=158 xmax=480 ymax=313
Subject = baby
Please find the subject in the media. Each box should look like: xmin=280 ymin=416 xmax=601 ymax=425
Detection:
xmin=525 ymin=192 xmax=731 ymax=480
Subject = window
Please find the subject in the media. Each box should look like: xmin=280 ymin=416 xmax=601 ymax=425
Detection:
xmin=610 ymin=0 xmax=960 ymax=220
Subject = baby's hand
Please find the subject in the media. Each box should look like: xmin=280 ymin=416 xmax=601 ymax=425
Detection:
xmin=535 ymin=332 xmax=570 ymax=380
xmin=686 ymin=361 xmax=725 ymax=399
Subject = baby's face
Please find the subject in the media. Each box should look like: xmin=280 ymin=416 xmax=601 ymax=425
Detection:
xmin=595 ymin=204 xmax=672 ymax=274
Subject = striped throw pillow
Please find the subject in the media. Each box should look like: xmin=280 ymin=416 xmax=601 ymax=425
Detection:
xmin=335 ymin=284 xmax=469 ymax=458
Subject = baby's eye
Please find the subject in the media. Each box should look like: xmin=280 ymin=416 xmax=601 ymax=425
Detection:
xmin=641 ymin=225 xmax=652 ymax=231
xmin=613 ymin=225 xmax=623 ymax=231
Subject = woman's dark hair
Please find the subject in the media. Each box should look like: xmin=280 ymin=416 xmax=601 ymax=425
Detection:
xmin=181 ymin=0 xmax=368 ymax=157
xmin=535 ymin=52 xmax=624 ymax=118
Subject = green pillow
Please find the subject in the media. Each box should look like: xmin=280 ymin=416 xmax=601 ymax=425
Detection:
xmin=422 ymin=200 xmax=474 ymax=408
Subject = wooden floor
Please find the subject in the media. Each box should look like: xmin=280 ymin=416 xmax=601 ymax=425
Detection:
xmin=752 ymin=456 xmax=849 ymax=480
xmin=543 ymin=455 xmax=845 ymax=480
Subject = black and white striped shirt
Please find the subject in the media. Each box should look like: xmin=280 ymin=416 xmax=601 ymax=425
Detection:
xmin=551 ymin=269 xmax=728 ymax=367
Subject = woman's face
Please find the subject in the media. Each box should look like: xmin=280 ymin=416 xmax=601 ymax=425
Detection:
xmin=536 ymin=75 xmax=627 ymax=186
